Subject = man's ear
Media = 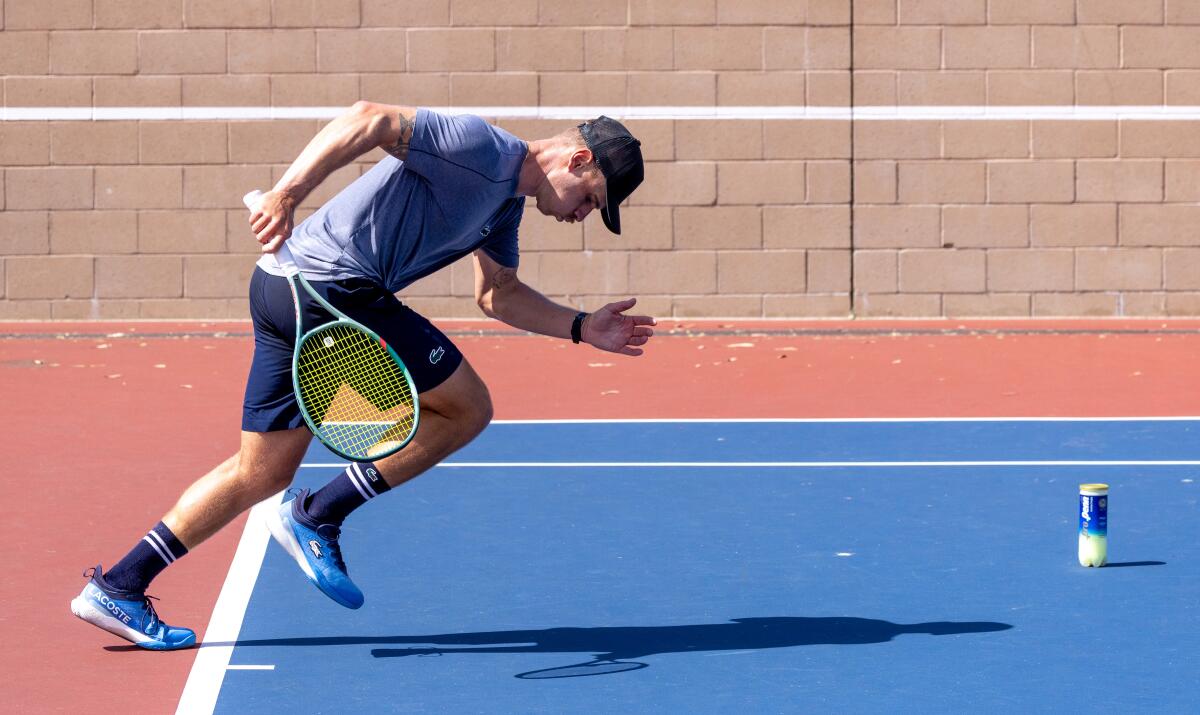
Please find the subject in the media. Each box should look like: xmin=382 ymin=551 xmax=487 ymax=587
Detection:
xmin=568 ymin=148 xmax=594 ymax=172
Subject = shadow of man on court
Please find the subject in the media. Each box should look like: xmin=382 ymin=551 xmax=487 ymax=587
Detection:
xmin=362 ymin=616 xmax=1012 ymax=678
xmin=111 ymin=616 xmax=1015 ymax=676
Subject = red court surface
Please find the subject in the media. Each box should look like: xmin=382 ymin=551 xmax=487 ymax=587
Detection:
xmin=3 ymin=319 xmax=1199 ymax=712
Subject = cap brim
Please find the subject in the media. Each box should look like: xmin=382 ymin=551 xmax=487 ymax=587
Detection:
xmin=601 ymin=202 xmax=621 ymax=234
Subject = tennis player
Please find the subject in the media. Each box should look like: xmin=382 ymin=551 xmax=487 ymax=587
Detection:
xmin=71 ymin=103 xmax=652 ymax=650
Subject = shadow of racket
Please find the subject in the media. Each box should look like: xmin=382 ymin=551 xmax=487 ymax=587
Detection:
xmin=514 ymin=658 xmax=648 ymax=679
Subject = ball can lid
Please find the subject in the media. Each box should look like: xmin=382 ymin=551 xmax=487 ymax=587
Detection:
xmin=1079 ymin=483 xmax=1109 ymax=495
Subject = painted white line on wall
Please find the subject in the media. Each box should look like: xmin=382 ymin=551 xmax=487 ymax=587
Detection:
xmin=11 ymin=106 xmax=1200 ymax=121
xmin=176 ymin=491 xmax=284 ymax=715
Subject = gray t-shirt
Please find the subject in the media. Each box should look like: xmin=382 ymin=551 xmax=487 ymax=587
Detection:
xmin=256 ymin=108 xmax=527 ymax=291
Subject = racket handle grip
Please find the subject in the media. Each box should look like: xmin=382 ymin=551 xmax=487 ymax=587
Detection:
xmin=242 ymin=190 xmax=298 ymax=274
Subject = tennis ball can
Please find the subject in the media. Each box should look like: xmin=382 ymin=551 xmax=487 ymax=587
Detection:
xmin=1078 ymin=483 xmax=1108 ymax=567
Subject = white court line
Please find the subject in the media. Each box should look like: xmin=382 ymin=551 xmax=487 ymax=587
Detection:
xmin=224 ymin=665 xmax=275 ymax=671
xmin=176 ymin=491 xmax=284 ymax=715
xmin=487 ymin=416 xmax=1200 ymax=423
xmin=322 ymin=416 xmax=1200 ymax=427
xmin=302 ymin=460 xmax=1200 ymax=468
xmin=306 ymin=417 xmax=1200 ymax=468
xmin=325 ymin=415 xmax=1200 ymax=428
xmin=13 ymin=105 xmax=1200 ymax=121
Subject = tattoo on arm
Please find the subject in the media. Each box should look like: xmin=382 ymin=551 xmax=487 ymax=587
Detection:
xmin=490 ymin=267 xmax=518 ymax=292
xmin=384 ymin=111 xmax=415 ymax=161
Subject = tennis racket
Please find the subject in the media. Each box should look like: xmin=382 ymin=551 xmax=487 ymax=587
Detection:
xmin=243 ymin=190 xmax=419 ymax=461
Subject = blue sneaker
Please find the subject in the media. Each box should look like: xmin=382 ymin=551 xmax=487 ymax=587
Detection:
xmin=70 ymin=565 xmax=196 ymax=651
xmin=265 ymin=489 xmax=364 ymax=609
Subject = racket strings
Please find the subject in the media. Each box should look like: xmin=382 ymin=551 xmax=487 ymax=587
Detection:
xmin=295 ymin=323 xmax=416 ymax=459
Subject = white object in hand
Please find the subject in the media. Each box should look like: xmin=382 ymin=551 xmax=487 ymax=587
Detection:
xmin=242 ymin=189 xmax=298 ymax=275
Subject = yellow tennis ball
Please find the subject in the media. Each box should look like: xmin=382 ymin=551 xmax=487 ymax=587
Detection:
xmin=1078 ymin=534 xmax=1108 ymax=567
xmin=368 ymin=440 xmax=403 ymax=458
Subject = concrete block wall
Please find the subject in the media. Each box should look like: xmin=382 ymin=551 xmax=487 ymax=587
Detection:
xmin=1 ymin=1 xmax=1198 ymax=319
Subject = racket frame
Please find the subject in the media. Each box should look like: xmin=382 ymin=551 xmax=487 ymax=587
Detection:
xmin=244 ymin=191 xmax=420 ymax=461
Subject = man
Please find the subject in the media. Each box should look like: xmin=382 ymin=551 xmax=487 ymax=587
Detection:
xmin=71 ymin=102 xmax=653 ymax=649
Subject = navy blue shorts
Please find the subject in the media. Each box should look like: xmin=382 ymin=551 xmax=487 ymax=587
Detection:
xmin=242 ymin=266 xmax=464 ymax=433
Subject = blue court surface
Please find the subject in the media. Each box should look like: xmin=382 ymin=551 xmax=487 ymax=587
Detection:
xmin=195 ymin=420 xmax=1200 ymax=713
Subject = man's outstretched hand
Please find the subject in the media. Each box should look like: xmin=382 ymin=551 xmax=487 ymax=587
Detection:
xmin=582 ymin=298 xmax=657 ymax=356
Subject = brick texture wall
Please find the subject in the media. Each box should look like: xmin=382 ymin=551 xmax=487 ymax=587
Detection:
xmin=2 ymin=0 xmax=1199 ymax=319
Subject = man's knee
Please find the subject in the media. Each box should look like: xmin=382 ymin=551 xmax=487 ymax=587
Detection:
xmin=466 ymin=388 xmax=493 ymax=436
xmin=423 ymin=360 xmax=493 ymax=437
xmin=232 ymin=453 xmax=292 ymax=496
xmin=236 ymin=427 xmax=310 ymax=495
xmin=463 ymin=369 xmax=494 ymax=430
xmin=447 ymin=376 xmax=493 ymax=438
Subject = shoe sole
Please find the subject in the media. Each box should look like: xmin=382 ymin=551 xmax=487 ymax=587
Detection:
xmin=70 ymin=596 xmax=195 ymax=651
xmin=264 ymin=503 xmax=363 ymax=609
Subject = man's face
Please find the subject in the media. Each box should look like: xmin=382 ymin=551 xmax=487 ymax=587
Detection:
xmin=535 ymin=149 xmax=608 ymax=225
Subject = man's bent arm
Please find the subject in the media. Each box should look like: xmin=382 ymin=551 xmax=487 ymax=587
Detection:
xmin=273 ymin=101 xmax=417 ymax=209
xmin=473 ymin=251 xmax=582 ymax=340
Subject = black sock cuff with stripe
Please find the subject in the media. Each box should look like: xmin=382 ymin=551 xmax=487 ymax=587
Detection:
xmin=305 ymin=461 xmax=391 ymax=526
xmin=353 ymin=462 xmax=392 ymax=498
xmin=104 ymin=521 xmax=188 ymax=594
xmin=147 ymin=522 xmax=188 ymax=563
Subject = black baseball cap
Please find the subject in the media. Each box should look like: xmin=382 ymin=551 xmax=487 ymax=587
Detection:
xmin=579 ymin=116 xmax=644 ymax=235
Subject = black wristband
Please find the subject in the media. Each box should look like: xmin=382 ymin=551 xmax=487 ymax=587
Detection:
xmin=571 ymin=311 xmax=588 ymax=344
